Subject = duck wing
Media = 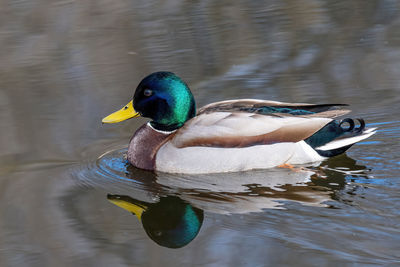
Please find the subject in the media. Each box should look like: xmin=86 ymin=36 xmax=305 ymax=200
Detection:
xmin=171 ymin=112 xmax=332 ymax=148
xmin=197 ymin=99 xmax=350 ymax=118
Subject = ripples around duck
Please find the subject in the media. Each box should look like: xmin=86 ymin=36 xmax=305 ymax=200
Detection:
xmin=70 ymin=142 xmax=376 ymax=247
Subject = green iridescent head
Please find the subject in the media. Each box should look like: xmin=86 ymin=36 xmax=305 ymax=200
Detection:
xmin=132 ymin=72 xmax=196 ymax=131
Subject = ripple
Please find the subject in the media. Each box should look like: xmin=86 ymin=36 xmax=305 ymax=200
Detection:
xmin=72 ymin=147 xmax=163 ymax=196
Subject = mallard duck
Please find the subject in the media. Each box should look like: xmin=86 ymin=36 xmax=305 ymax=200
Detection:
xmin=102 ymin=72 xmax=376 ymax=174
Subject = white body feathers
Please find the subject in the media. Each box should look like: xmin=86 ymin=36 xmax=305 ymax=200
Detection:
xmin=156 ymin=140 xmax=325 ymax=174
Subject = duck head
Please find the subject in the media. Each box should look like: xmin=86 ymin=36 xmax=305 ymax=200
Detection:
xmin=102 ymin=72 xmax=196 ymax=131
xmin=107 ymin=194 xmax=204 ymax=248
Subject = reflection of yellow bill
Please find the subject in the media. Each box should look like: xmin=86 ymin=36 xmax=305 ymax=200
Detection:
xmin=108 ymin=196 xmax=147 ymax=220
xmin=102 ymin=100 xmax=140 ymax=123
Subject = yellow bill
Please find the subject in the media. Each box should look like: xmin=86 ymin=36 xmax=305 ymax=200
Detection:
xmin=102 ymin=100 xmax=140 ymax=123
xmin=107 ymin=195 xmax=147 ymax=220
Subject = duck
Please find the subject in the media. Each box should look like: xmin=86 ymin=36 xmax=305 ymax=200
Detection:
xmin=102 ymin=71 xmax=376 ymax=174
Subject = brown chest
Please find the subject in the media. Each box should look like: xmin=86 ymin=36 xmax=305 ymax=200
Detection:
xmin=127 ymin=124 xmax=174 ymax=171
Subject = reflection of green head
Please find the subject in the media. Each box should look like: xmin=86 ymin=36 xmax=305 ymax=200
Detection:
xmin=107 ymin=194 xmax=204 ymax=248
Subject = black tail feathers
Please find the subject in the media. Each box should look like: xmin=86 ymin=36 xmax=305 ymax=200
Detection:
xmin=305 ymin=118 xmax=369 ymax=158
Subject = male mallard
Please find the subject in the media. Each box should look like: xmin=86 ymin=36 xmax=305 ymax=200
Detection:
xmin=102 ymin=72 xmax=376 ymax=174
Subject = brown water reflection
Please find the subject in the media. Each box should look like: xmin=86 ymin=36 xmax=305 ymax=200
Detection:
xmin=1 ymin=0 xmax=400 ymax=266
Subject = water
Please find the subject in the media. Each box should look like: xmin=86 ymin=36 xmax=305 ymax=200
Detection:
xmin=1 ymin=1 xmax=400 ymax=266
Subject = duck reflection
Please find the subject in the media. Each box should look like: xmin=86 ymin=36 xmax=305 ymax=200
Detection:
xmin=61 ymin=150 xmax=373 ymax=255
xmin=107 ymin=194 xmax=204 ymax=248
xmin=120 ymin=154 xmax=370 ymax=212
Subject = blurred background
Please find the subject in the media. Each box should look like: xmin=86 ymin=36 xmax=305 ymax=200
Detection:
xmin=0 ymin=0 xmax=399 ymax=266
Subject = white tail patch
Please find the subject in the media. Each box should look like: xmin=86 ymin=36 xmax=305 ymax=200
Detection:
xmin=363 ymin=127 xmax=377 ymax=134
xmin=316 ymin=129 xmax=377 ymax=151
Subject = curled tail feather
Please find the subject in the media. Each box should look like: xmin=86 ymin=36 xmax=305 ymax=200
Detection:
xmin=305 ymin=118 xmax=377 ymax=157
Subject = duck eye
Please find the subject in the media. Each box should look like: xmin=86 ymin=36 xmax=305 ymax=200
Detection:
xmin=143 ymin=88 xmax=153 ymax=97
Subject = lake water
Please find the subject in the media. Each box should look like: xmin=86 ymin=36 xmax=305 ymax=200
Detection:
xmin=0 ymin=1 xmax=399 ymax=266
